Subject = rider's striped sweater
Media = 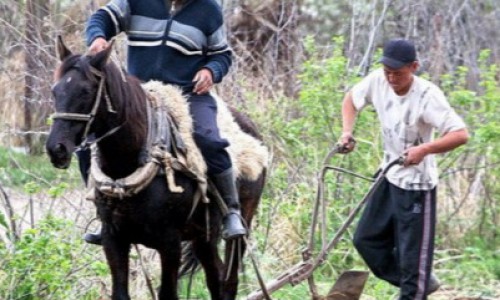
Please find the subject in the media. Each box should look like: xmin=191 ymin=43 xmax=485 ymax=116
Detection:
xmin=86 ymin=0 xmax=232 ymax=91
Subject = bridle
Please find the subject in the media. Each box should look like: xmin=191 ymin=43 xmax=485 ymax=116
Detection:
xmin=51 ymin=65 xmax=123 ymax=150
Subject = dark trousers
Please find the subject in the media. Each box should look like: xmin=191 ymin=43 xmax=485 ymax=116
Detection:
xmin=187 ymin=93 xmax=231 ymax=176
xmin=353 ymin=178 xmax=436 ymax=300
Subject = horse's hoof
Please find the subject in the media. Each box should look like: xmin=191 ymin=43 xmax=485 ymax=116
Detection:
xmin=83 ymin=232 xmax=103 ymax=245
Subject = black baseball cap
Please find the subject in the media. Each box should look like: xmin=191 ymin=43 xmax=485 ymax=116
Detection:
xmin=379 ymin=39 xmax=417 ymax=69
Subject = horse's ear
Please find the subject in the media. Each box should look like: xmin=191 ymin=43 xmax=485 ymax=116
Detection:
xmin=89 ymin=39 xmax=115 ymax=71
xmin=56 ymin=35 xmax=72 ymax=61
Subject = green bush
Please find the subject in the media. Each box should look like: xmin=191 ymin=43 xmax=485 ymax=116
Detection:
xmin=0 ymin=216 xmax=107 ymax=299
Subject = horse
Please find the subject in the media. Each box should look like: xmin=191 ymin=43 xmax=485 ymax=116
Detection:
xmin=45 ymin=36 xmax=266 ymax=300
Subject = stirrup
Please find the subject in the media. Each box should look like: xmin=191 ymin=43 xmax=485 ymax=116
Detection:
xmin=83 ymin=231 xmax=102 ymax=246
xmin=222 ymin=212 xmax=247 ymax=240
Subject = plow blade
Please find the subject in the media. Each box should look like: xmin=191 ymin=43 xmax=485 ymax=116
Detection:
xmin=325 ymin=270 xmax=369 ymax=300
xmin=246 ymin=261 xmax=314 ymax=300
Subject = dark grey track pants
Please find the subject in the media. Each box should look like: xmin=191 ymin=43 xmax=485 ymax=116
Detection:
xmin=353 ymin=178 xmax=436 ymax=300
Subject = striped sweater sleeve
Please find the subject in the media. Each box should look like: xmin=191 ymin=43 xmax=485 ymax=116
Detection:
xmin=203 ymin=25 xmax=232 ymax=83
xmin=85 ymin=0 xmax=130 ymax=46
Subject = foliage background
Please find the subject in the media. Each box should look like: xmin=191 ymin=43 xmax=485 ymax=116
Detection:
xmin=0 ymin=0 xmax=499 ymax=299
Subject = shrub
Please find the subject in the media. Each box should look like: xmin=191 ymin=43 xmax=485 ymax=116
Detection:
xmin=0 ymin=216 xmax=107 ymax=299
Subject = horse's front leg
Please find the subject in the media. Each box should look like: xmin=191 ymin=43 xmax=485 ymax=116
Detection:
xmin=158 ymin=235 xmax=181 ymax=300
xmin=102 ymin=227 xmax=131 ymax=300
xmin=193 ymin=237 xmax=225 ymax=300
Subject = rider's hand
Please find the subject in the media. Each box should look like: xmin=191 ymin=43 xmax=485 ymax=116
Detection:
xmin=193 ymin=68 xmax=214 ymax=95
xmin=403 ymin=144 xmax=429 ymax=167
xmin=338 ymin=132 xmax=356 ymax=154
xmin=88 ymin=37 xmax=109 ymax=55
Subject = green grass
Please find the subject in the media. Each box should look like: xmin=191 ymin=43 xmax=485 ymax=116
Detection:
xmin=0 ymin=146 xmax=81 ymax=189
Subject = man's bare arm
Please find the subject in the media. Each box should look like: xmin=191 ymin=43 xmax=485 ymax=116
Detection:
xmin=339 ymin=91 xmax=358 ymax=152
xmin=404 ymin=128 xmax=469 ymax=166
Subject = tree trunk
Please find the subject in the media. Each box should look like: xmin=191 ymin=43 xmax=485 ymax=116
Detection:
xmin=24 ymin=0 xmax=51 ymax=154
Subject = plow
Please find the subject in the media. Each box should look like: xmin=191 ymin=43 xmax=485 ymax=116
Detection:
xmin=246 ymin=145 xmax=404 ymax=300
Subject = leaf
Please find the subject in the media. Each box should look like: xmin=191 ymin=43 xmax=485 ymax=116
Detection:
xmin=0 ymin=210 xmax=8 ymax=230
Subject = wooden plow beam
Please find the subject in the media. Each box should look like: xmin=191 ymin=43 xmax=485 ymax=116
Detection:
xmin=247 ymin=146 xmax=404 ymax=300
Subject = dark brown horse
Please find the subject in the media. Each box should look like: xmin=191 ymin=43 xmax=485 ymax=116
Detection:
xmin=46 ymin=37 xmax=266 ymax=300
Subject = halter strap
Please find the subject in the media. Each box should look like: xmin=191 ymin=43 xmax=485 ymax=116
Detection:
xmin=51 ymin=113 xmax=92 ymax=122
xmin=52 ymin=65 xmax=120 ymax=150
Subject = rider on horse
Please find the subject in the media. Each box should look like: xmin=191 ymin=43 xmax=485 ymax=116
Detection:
xmin=82 ymin=0 xmax=246 ymax=243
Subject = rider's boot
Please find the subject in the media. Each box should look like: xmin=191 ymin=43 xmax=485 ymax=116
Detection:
xmin=212 ymin=168 xmax=247 ymax=240
xmin=84 ymin=226 xmax=102 ymax=245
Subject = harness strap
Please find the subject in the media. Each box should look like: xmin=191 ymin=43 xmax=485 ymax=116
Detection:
xmin=206 ymin=180 xmax=272 ymax=300
xmin=151 ymin=148 xmax=184 ymax=193
xmin=89 ymin=93 xmax=209 ymax=207
xmin=82 ymin=123 xmax=124 ymax=149
xmin=90 ymin=145 xmax=161 ymax=199
xmin=152 ymin=144 xmax=208 ymax=220
xmin=51 ymin=113 xmax=92 ymax=122
xmin=169 ymin=120 xmax=209 ymax=215
xmin=81 ymin=75 xmax=106 ymax=141
xmin=52 ymin=65 xmax=119 ymax=150
xmin=145 ymin=95 xmax=155 ymax=155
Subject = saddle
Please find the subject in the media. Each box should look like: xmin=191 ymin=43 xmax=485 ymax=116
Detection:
xmin=142 ymin=81 xmax=268 ymax=182
xmin=87 ymin=81 xmax=268 ymax=203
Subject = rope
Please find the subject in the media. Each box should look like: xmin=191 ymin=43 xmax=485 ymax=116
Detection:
xmin=134 ymin=245 xmax=158 ymax=300
xmin=157 ymin=150 xmax=184 ymax=193
xmin=89 ymin=93 xmax=208 ymax=202
xmin=206 ymin=180 xmax=272 ymax=300
xmin=244 ymin=236 xmax=273 ymax=300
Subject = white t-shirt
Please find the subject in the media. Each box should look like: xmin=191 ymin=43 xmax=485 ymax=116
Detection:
xmin=351 ymin=68 xmax=466 ymax=190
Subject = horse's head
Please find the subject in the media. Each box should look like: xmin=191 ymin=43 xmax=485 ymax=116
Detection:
xmin=46 ymin=36 xmax=114 ymax=168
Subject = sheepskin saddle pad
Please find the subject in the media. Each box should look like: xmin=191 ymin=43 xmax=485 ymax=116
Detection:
xmin=142 ymin=81 xmax=268 ymax=181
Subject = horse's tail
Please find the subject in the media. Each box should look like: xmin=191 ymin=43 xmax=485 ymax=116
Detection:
xmin=179 ymin=241 xmax=201 ymax=278
xmin=228 ymin=106 xmax=263 ymax=141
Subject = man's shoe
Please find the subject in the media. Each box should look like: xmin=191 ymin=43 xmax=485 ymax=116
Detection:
xmin=392 ymin=274 xmax=441 ymax=299
xmin=222 ymin=210 xmax=247 ymax=240
xmin=427 ymin=273 xmax=441 ymax=295
xmin=83 ymin=231 xmax=102 ymax=245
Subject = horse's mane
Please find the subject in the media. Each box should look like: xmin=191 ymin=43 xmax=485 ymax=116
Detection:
xmin=57 ymin=54 xmax=148 ymax=148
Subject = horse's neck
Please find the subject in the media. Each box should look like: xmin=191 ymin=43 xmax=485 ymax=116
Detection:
xmin=97 ymin=129 xmax=143 ymax=178
xmin=96 ymin=76 xmax=148 ymax=178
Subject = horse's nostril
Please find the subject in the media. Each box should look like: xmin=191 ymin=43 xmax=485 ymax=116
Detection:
xmin=54 ymin=143 xmax=67 ymax=157
xmin=47 ymin=142 xmax=72 ymax=168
